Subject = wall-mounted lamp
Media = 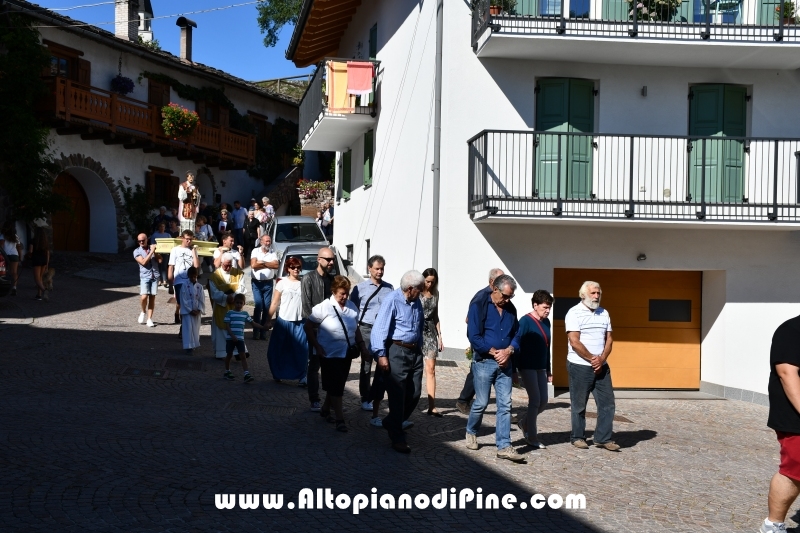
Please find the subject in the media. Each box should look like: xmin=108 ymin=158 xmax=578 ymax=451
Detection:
xmin=641 ymin=86 xmax=647 ymax=97
xmin=637 ymin=254 xmax=647 ymax=261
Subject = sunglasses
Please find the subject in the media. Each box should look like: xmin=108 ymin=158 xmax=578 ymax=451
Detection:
xmin=287 ymin=266 xmax=301 ymax=270
xmin=318 ymin=257 xmax=334 ymax=262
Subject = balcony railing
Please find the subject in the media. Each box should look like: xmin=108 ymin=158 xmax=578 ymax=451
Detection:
xmin=467 ymin=130 xmax=800 ymax=223
xmin=43 ymin=77 xmax=256 ymax=166
xmin=472 ymin=0 xmax=800 ymax=45
xmin=298 ymin=58 xmax=379 ymax=147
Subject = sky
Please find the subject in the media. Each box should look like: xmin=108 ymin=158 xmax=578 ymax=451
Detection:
xmin=32 ymin=0 xmax=313 ymax=82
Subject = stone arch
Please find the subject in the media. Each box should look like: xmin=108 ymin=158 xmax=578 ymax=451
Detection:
xmin=49 ymin=153 xmax=126 ymax=252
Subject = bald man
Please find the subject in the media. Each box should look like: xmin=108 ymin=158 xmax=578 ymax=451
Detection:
xmin=133 ymin=233 xmax=160 ymax=327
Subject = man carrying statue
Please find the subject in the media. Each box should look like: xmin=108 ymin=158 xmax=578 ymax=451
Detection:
xmin=178 ymin=171 xmax=201 ymax=234
xmin=207 ymin=253 xmax=248 ymax=360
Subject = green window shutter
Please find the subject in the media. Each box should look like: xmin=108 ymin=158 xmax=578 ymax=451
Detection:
xmin=364 ymin=130 xmax=374 ymax=187
xmin=369 ymin=24 xmax=378 ymax=59
xmin=342 ymin=150 xmax=352 ymax=199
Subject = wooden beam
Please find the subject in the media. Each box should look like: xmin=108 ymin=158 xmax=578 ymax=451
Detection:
xmin=142 ymin=144 xmax=162 ymax=153
xmin=104 ymin=133 xmax=128 ymax=145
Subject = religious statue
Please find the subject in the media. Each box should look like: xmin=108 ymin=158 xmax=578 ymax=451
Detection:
xmin=178 ymin=171 xmax=201 ymax=233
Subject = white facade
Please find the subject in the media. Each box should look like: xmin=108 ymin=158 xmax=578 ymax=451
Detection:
xmin=305 ymin=0 xmax=800 ymax=399
xmin=37 ymin=22 xmax=297 ymax=252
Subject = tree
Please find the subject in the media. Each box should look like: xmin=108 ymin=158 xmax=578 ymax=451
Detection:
xmin=0 ymin=14 xmax=68 ymax=223
xmin=256 ymin=0 xmax=303 ymax=48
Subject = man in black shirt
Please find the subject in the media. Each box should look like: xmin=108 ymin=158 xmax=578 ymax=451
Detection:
xmin=762 ymin=315 xmax=800 ymax=533
xmin=301 ymin=247 xmax=336 ymax=412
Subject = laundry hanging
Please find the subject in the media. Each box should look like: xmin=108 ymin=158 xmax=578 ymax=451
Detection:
xmin=346 ymin=61 xmax=374 ymax=97
xmin=326 ymin=61 xmax=354 ymax=114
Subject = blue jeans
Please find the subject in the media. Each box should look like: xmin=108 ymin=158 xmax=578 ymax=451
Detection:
xmin=251 ymin=279 xmax=273 ymax=339
xmin=466 ymin=358 xmax=512 ymax=450
xmin=567 ymin=361 xmax=616 ymax=444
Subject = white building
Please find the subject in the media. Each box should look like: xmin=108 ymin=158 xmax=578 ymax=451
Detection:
xmin=288 ymin=0 xmax=800 ymax=403
xmin=7 ymin=0 xmax=298 ymax=253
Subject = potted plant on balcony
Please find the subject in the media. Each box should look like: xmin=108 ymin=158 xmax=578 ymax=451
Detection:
xmin=161 ymin=103 xmax=200 ymax=139
xmin=775 ymin=1 xmax=796 ymax=23
xmin=110 ymin=74 xmax=135 ymax=95
xmin=490 ymin=0 xmax=517 ymax=15
xmin=627 ymin=0 xmax=684 ymax=20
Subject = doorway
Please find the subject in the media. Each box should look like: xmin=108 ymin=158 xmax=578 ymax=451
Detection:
xmin=535 ymin=78 xmax=595 ymax=200
xmin=52 ymin=171 xmax=90 ymax=251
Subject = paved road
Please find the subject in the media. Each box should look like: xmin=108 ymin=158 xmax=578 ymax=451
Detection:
xmin=0 ymin=252 xmax=794 ymax=532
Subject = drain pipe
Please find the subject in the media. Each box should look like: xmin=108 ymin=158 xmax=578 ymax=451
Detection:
xmin=432 ymin=0 xmax=443 ymax=270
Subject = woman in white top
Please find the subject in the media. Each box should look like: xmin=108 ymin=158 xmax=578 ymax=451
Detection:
xmin=266 ymin=256 xmax=307 ymax=382
xmin=304 ymin=275 xmax=368 ymax=433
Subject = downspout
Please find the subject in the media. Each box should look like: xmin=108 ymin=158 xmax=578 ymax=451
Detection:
xmin=432 ymin=0 xmax=443 ymax=270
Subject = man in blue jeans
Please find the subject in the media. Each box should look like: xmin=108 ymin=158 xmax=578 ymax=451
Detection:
xmin=465 ymin=274 xmax=525 ymax=463
xmin=249 ymin=234 xmax=278 ymax=340
xmin=565 ymin=281 xmax=620 ymax=452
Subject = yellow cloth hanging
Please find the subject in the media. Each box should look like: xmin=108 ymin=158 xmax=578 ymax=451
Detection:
xmin=326 ymin=61 xmax=355 ymax=114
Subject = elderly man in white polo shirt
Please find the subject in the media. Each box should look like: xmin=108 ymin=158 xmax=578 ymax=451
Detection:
xmin=565 ymin=281 xmax=620 ymax=452
xmin=250 ymin=234 xmax=279 ymax=340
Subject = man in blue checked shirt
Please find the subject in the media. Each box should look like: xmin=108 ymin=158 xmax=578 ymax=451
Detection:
xmin=350 ymin=255 xmax=394 ymax=411
xmin=370 ymin=270 xmax=425 ymax=454
xmin=465 ymin=274 xmax=526 ymax=463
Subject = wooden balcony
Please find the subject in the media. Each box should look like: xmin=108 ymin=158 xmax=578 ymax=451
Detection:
xmin=41 ymin=77 xmax=256 ymax=168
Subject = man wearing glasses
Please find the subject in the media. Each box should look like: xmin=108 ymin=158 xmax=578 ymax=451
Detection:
xmin=301 ymin=247 xmax=337 ymax=412
xmin=465 ymin=274 xmax=526 ymax=463
xmin=133 ymin=233 xmax=159 ymax=327
xmin=168 ymin=230 xmax=201 ymax=330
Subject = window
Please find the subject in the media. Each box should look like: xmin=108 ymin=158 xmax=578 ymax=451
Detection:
xmin=273 ymin=222 xmax=327 ymax=244
xmin=346 ymin=244 xmax=353 ymax=263
xmin=248 ymin=112 xmax=271 ymax=140
xmin=148 ymin=80 xmax=170 ymax=109
xmin=341 ymin=150 xmax=352 ymax=199
xmin=145 ymin=167 xmax=178 ymax=209
xmin=369 ymin=24 xmax=377 ymax=60
xmin=42 ymin=40 xmax=89 ymax=84
xmin=363 ymin=130 xmax=374 ymax=187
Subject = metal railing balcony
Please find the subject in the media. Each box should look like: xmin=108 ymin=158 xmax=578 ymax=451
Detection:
xmin=472 ymin=0 xmax=800 ymax=44
xmin=467 ymin=130 xmax=800 ymax=223
xmin=298 ymin=58 xmax=380 ymax=152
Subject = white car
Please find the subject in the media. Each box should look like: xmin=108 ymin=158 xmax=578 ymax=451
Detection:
xmin=269 ymin=216 xmax=329 ymax=257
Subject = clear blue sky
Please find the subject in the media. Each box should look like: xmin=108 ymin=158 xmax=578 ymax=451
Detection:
xmin=33 ymin=0 xmax=313 ymax=81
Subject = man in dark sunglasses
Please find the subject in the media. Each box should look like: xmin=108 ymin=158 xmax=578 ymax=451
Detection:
xmin=133 ymin=233 xmax=159 ymax=327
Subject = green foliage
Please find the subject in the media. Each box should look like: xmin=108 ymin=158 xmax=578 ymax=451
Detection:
xmin=161 ymin=103 xmax=200 ymax=138
xmin=137 ymin=35 xmax=162 ymax=51
xmin=775 ymin=1 xmax=796 ymax=19
xmin=256 ymin=0 xmax=303 ymax=48
xmin=626 ymin=0 xmax=684 ymax=21
xmin=0 ymin=14 xmax=68 ymax=222
xmin=118 ymin=181 xmax=153 ymax=237
xmin=292 ymin=144 xmax=305 ymax=166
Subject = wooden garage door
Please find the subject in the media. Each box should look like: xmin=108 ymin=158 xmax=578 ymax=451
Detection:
xmin=52 ymin=172 xmax=90 ymax=252
xmin=552 ymin=269 xmax=701 ymax=389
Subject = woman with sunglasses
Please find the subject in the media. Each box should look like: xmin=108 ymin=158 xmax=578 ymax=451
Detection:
xmin=266 ymin=256 xmax=308 ymax=383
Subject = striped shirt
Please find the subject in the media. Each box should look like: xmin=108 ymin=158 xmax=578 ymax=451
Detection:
xmin=224 ymin=310 xmax=253 ymax=340
xmin=564 ymin=303 xmax=612 ymax=366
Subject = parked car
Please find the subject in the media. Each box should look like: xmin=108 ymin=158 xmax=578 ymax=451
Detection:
xmin=269 ymin=215 xmax=329 ymax=257
xmin=275 ymin=244 xmax=361 ymax=286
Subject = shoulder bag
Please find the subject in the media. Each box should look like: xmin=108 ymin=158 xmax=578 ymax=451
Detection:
xmin=333 ymin=305 xmax=361 ymax=360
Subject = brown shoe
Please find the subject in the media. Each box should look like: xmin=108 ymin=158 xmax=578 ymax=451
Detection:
xmin=455 ymin=400 xmax=470 ymax=415
xmin=465 ymin=432 xmax=479 ymax=450
xmin=391 ymin=442 xmax=411 ymax=454
xmin=496 ymin=447 xmax=526 ymax=463
xmin=572 ymin=439 xmax=589 ymax=449
xmin=595 ymin=441 xmax=621 ymax=451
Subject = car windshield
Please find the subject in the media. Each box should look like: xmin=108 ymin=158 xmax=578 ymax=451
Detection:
xmin=274 ymin=223 xmax=326 ymax=243
xmin=281 ymin=253 xmax=339 ymax=278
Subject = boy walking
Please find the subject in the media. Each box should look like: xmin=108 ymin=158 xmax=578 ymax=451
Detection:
xmin=223 ymin=294 xmax=265 ymax=383
xmin=179 ymin=267 xmax=205 ymax=355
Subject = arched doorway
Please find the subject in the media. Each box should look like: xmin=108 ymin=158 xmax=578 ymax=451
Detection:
xmin=52 ymin=172 xmax=90 ymax=251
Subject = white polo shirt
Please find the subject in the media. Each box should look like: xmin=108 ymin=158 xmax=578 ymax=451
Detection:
xmin=564 ymin=303 xmax=612 ymax=366
xmin=250 ymin=246 xmax=278 ymax=281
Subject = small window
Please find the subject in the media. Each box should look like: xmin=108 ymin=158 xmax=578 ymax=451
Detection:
xmin=148 ymin=80 xmax=170 ymax=109
xmin=346 ymin=245 xmax=353 ymax=263
xmin=363 ymin=130 xmax=374 ymax=187
xmin=145 ymin=167 xmax=178 ymax=210
xmin=552 ymin=297 xmax=582 ymax=321
xmin=249 ymin=113 xmax=271 ymax=140
xmin=341 ymin=150 xmax=352 ymax=199
xmin=649 ymin=300 xmax=692 ymax=322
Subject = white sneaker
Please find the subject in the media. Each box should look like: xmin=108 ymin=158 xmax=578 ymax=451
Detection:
xmin=369 ymin=416 xmax=383 ymax=427
xmin=402 ymin=420 xmax=414 ymax=430
xmin=361 ymin=401 xmax=373 ymax=411
xmin=146 ymin=319 xmax=155 ymax=328
xmin=138 ymin=312 xmax=146 ymax=324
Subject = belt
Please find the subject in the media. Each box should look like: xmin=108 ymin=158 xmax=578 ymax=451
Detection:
xmin=392 ymin=340 xmax=418 ymax=350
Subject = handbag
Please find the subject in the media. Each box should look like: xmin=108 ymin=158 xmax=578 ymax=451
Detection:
xmin=332 ymin=305 xmax=361 ymax=360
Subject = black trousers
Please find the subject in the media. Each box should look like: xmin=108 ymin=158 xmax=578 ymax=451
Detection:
xmin=458 ymin=362 xmax=475 ymax=403
xmin=382 ymin=343 xmax=423 ymax=444
xmin=307 ymin=346 xmax=321 ymax=404
xmin=358 ymin=324 xmax=373 ymax=402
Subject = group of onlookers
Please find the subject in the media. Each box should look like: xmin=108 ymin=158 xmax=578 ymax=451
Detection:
xmin=1 ymin=219 xmax=51 ymax=301
xmin=314 ymin=202 xmax=335 ymax=242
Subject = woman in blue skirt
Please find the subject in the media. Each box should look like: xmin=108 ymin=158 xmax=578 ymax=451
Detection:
xmin=267 ymin=256 xmax=308 ymax=381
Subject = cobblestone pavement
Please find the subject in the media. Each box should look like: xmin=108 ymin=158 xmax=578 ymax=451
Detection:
xmin=0 ymin=253 xmax=794 ymax=532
